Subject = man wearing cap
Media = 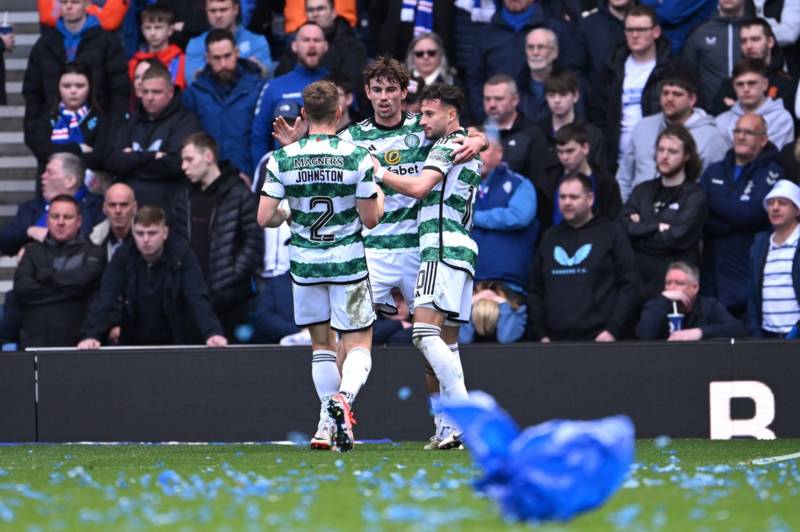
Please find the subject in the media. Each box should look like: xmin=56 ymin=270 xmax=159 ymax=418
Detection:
xmin=747 ymin=179 xmax=800 ymax=337
xmin=250 ymin=22 xmax=329 ymax=169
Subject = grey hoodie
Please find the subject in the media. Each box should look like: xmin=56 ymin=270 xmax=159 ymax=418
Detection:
xmin=616 ymin=108 xmax=729 ymax=201
xmin=714 ymin=97 xmax=795 ymax=149
xmin=682 ymin=13 xmax=747 ymax=108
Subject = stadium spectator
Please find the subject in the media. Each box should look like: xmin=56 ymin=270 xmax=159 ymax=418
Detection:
xmin=617 ymin=76 xmax=728 ymax=201
xmin=172 ymin=133 xmax=263 ymax=340
xmin=452 ymin=0 xmax=495 ymax=77
xmin=105 ymin=63 xmax=202 ymax=212
xmin=251 ymin=22 xmax=329 ymax=164
xmin=0 ymin=153 xmax=103 ymax=257
xmin=78 ymin=206 xmax=228 ymax=348
xmin=714 ymin=58 xmax=794 ymax=149
xmin=404 ymin=33 xmax=469 ymax=122
xmin=636 ymin=261 xmax=746 ymax=340
xmin=273 ymin=0 xmax=365 ymax=93
xmin=466 ymin=0 xmax=573 ymax=122
xmin=369 ymin=0 xmax=454 ymax=62
xmin=252 ymin=271 xmax=299 ymax=343
xmin=482 ymin=75 xmax=559 ymax=194
xmin=13 ymin=195 xmax=105 ymax=348
xmin=131 ymin=58 xmax=157 ymax=105
xmin=0 ymin=21 xmax=12 ymax=105
xmin=185 ymin=0 xmax=271 ymax=84
xmin=598 ymin=5 xmax=676 ymax=168
xmin=38 ymin=0 xmax=128 ymax=32
xmin=618 ymin=125 xmax=708 ymax=299
xmin=538 ymin=71 xmax=606 ymax=172
xmin=127 ymin=4 xmax=187 ymax=90
xmin=517 ymin=27 xmax=562 ymax=124
xmin=700 ymin=112 xmax=784 ymax=316
xmin=752 ymin=0 xmax=800 ymax=75
xmin=780 ymin=137 xmax=800 ymax=180
xmin=472 ymin=133 xmax=538 ymax=295
xmin=747 ymin=179 xmax=800 ymax=337
xmin=26 ymin=62 xmax=110 ymax=175
xmin=182 ymin=29 xmax=266 ymax=179
xmin=568 ymin=0 xmax=630 ymax=106
xmin=528 ymin=174 xmax=640 ymax=342
xmin=89 ymin=183 xmax=137 ymax=260
xmin=681 ymin=0 xmax=749 ymax=110
xmin=638 ymin=0 xmax=717 ymax=54
xmin=24 ymin=0 xmax=129 ymax=146
xmin=544 ymin=123 xmax=622 ymax=231
xmin=459 ymin=282 xmax=527 ymax=344
xmin=712 ymin=18 xmax=798 ymax=117
xmin=327 ymin=74 xmax=356 ymax=130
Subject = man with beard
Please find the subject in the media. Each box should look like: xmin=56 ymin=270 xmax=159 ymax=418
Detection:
xmin=617 ymin=76 xmax=728 ymax=201
xmin=183 ymin=29 xmax=266 ymax=180
xmin=251 ymin=22 xmax=329 ymax=165
xmin=618 ymin=125 xmax=708 ymax=298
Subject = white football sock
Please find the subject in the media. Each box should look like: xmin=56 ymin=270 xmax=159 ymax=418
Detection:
xmin=339 ymin=347 xmax=372 ymax=404
xmin=311 ymin=350 xmax=340 ymax=403
xmin=413 ymin=324 xmax=468 ymax=402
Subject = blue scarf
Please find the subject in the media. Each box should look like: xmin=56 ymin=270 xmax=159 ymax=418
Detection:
xmin=56 ymin=15 xmax=100 ymax=61
xmin=402 ymin=0 xmax=434 ymax=36
xmin=51 ymin=103 xmax=88 ymax=145
xmin=500 ymin=4 xmax=537 ymax=33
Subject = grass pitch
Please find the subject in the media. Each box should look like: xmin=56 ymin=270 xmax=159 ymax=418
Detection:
xmin=0 ymin=440 xmax=798 ymax=530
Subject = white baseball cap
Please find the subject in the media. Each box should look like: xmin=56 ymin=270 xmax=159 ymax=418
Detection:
xmin=763 ymin=179 xmax=800 ymax=211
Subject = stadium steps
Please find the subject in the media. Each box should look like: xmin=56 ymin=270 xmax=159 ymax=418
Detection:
xmin=1 ymin=10 xmax=39 ymax=304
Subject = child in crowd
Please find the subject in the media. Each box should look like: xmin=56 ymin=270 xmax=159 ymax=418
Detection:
xmin=127 ymin=5 xmax=186 ymax=89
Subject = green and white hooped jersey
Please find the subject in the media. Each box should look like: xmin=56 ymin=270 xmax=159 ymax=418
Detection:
xmin=420 ymin=128 xmax=482 ymax=276
xmin=261 ymin=134 xmax=378 ymax=285
xmin=339 ymin=113 xmax=431 ymax=253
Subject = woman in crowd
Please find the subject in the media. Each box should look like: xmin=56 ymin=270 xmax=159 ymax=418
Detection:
xmin=27 ymin=62 xmax=109 ymax=174
xmin=459 ymin=282 xmax=527 ymax=344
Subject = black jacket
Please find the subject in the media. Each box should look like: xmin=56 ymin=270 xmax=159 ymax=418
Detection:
xmin=105 ymin=96 xmax=202 ymax=211
xmin=500 ymin=113 xmax=561 ymax=193
xmin=527 ymin=216 xmax=640 ymax=340
xmin=539 ymin=164 xmax=622 ymax=232
xmin=0 ymin=38 xmax=6 ymax=105
xmin=275 ymin=16 xmax=366 ymax=88
xmin=80 ymin=237 xmax=224 ymax=345
xmin=27 ymin=106 xmax=109 ymax=171
xmin=14 ymin=235 xmax=105 ymax=347
xmin=618 ymin=179 xmax=708 ymax=299
xmin=170 ymin=168 xmax=264 ymax=308
xmin=466 ymin=8 xmax=573 ymax=121
xmin=567 ymin=2 xmax=627 ymax=105
xmin=596 ymin=38 xmax=677 ymax=168
xmin=22 ymin=25 xmax=130 ymax=143
xmin=636 ymin=294 xmax=747 ymax=339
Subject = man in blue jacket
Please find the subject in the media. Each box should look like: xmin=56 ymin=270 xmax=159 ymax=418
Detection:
xmin=472 ymin=132 xmax=539 ymax=296
xmin=250 ymin=22 xmax=329 ymax=167
xmin=747 ymin=179 xmax=800 ymax=337
xmin=700 ymin=112 xmax=785 ymax=317
xmin=184 ymin=0 xmax=271 ymax=84
xmin=182 ymin=28 xmax=266 ymax=181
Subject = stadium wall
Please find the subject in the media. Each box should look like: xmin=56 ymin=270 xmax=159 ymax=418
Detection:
xmin=0 ymin=340 xmax=796 ymax=442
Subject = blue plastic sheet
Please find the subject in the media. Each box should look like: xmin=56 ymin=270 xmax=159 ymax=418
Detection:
xmin=436 ymin=391 xmax=635 ymax=522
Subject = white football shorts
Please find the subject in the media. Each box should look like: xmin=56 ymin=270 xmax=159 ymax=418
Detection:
xmin=293 ymin=278 xmax=376 ymax=332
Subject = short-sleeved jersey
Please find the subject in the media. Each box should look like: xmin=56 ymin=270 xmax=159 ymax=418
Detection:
xmin=419 ymin=128 xmax=483 ymax=276
xmin=261 ymin=134 xmax=378 ymax=285
xmin=339 ymin=113 xmax=431 ymax=253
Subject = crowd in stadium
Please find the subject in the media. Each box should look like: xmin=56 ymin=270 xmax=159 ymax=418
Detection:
xmin=2 ymin=0 xmax=800 ymax=350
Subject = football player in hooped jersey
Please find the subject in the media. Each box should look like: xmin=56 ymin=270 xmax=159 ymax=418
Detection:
xmin=376 ymin=83 xmax=483 ymax=450
xmin=258 ymin=80 xmax=385 ymax=452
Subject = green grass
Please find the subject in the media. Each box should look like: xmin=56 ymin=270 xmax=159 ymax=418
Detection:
xmin=0 ymin=440 xmax=798 ymax=530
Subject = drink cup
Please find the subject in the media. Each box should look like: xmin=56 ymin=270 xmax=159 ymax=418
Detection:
xmin=667 ymin=313 xmax=684 ymax=334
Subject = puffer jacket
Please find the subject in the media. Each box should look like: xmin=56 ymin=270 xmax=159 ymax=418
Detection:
xmin=170 ymin=167 xmax=263 ymax=309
